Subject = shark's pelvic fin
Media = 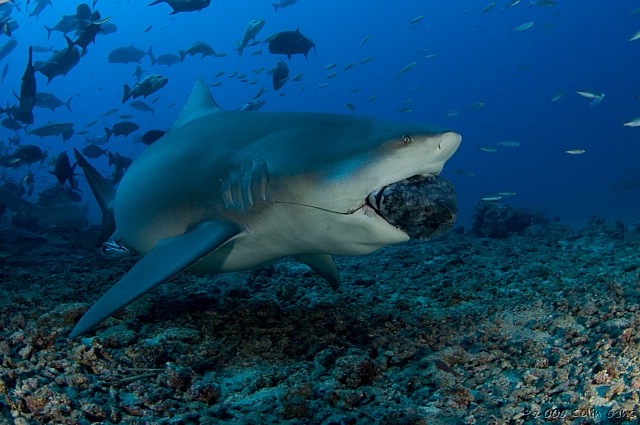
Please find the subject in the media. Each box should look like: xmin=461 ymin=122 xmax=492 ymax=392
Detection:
xmin=170 ymin=78 xmax=223 ymax=131
xmin=73 ymin=149 xmax=116 ymax=244
xmin=294 ymin=254 xmax=340 ymax=289
xmin=70 ymin=220 xmax=243 ymax=337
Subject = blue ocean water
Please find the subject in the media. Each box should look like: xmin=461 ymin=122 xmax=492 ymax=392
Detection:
xmin=1 ymin=0 xmax=638 ymax=228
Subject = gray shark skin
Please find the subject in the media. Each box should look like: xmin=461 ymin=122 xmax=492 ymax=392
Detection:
xmin=70 ymin=79 xmax=461 ymax=337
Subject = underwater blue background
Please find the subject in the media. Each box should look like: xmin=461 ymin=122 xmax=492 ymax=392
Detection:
xmin=1 ymin=0 xmax=639 ymax=228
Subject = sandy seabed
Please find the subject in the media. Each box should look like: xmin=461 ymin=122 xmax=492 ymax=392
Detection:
xmin=1 ymin=216 xmax=640 ymax=425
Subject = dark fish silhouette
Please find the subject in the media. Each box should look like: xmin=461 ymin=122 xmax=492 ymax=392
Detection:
xmin=6 ymin=144 xmax=45 ymax=167
xmin=35 ymin=92 xmax=73 ymax=112
xmin=236 ymin=19 xmax=265 ymax=57
xmin=272 ymin=60 xmax=289 ymax=91
xmin=1 ymin=62 xmax=8 ymax=83
xmin=105 ymin=121 xmax=139 ymax=139
xmin=51 ymin=151 xmax=78 ymax=189
xmin=35 ymin=36 xmax=80 ymax=83
xmin=29 ymin=122 xmax=74 ymax=140
xmin=156 ymin=53 xmax=180 ymax=67
xmin=28 ymin=0 xmax=52 ymax=18
xmin=272 ymin=0 xmax=297 ymax=12
xmin=43 ymin=14 xmax=79 ymax=40
xmin=74 ymin=15 xmax=111 ymax=54
xmin=122 ymin=74 xmax=168 ymax=103
xmin=141 ymin=129 xmax=165 ymax=145
xmin=129 ymin=100 xmax=154 ymax=114
xmin=108 ymin=45 xmax=150 ymax=64
xmin=178 ymin=41 xmax=216 ymax=61
xmin=0 ymin=38 xmax=16 ymax=61
xmin=0 ymin=185 xmax=88 ymax=233
xmin=15 ymin=46 xmax=36 ymax=124
xmin=107 ymin=152 xmax=133 ymax=184
xmin=239 ymin=99 xmax=265 ymax=112
xmin=268 ymin=28 xmax=315 ymax=59
xmin=148 ymin=0 xmax=210 ymax=14
xmin=81 ymin=144 xmax=107 ymax=159
xmin=0 ymin=18 xmax=18 ymax=37
xmin=1 ymin=116 xmax=23 ymax=131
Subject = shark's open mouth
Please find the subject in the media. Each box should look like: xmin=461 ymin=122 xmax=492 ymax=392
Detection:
xmin=366 ymin=174 xmax=457 ymax=240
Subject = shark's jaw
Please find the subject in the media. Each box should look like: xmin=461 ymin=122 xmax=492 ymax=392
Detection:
xmin=273 ymin=130 xmax=461 ymax=242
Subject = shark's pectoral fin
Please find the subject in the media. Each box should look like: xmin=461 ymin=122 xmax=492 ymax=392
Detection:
xmin=294 ymin=254 xmax=340 ymax=289
xmin=70 ymin=220 xmax=243 ymax=338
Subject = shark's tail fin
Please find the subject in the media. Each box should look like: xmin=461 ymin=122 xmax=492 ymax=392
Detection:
xmin=73 ymin=149 xmax=116 ymax=244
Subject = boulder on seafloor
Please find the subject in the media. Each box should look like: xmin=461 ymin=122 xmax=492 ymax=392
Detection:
xmin=470 ymin=201 xmax=548 ymax=238
xmin=579 ymin=215 xmax=627 ymax=239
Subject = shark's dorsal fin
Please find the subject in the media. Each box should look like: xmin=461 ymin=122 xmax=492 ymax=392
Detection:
xmin=170 ymin=79 xmax=223 ymax=131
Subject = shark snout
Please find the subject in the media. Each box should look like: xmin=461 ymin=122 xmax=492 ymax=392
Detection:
xmin=438 ymin=131 xmax=462 ymax=160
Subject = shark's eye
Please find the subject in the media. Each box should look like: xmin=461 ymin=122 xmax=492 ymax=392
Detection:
xmin=401 ymin=135 xmax=412 ymax=145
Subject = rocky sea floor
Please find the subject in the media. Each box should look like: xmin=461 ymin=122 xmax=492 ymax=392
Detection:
xmin=1 ymin=211 xmax=640 ymax=424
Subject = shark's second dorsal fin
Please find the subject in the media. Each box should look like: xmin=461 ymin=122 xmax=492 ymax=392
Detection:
xmin=170 ymin=79 xmax=223 ymax=131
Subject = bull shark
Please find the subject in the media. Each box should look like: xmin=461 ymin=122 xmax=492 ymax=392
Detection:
xmin=70 ymin=79 xmax=461 ymax=337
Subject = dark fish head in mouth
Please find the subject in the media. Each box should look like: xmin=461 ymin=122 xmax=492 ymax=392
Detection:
xmin=366 ymin=174 xmax=457 ymax=240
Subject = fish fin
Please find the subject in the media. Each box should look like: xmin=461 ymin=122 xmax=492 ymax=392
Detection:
xmin=64 ymin=96 xmax=73 ymax=112
xmin=104 ymin=127 xmax=112 ymax=140
xmin=122 ymin=84 xmax=131 ymax=103
xmin=148 ymin=0 xmax=164 ymax=5
xmin=73 ymin=149 xmax=115 ymax=244
xmin=63 ymin=35 xmax=74 ymax=50
xmin=272 ymin=3 xmax=279 ymax=11
xmin=170 ymin=79 xmax=223 ymax=131
xmin=294 ymin=254 xmax=340 ymax=289
xmin=69 ymin=220 xmax=244 ymax=337
xmin=147 ymin=45 xmax=156 ymax=65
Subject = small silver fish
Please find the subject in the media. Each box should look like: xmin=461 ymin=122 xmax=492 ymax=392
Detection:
xmin=623 ymin=117 xmax=640 ymax=127
xmin=565 ymin=149 xmax=586 ymax=155
xmin=395 ymin=62 xmax=417 ymax=79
